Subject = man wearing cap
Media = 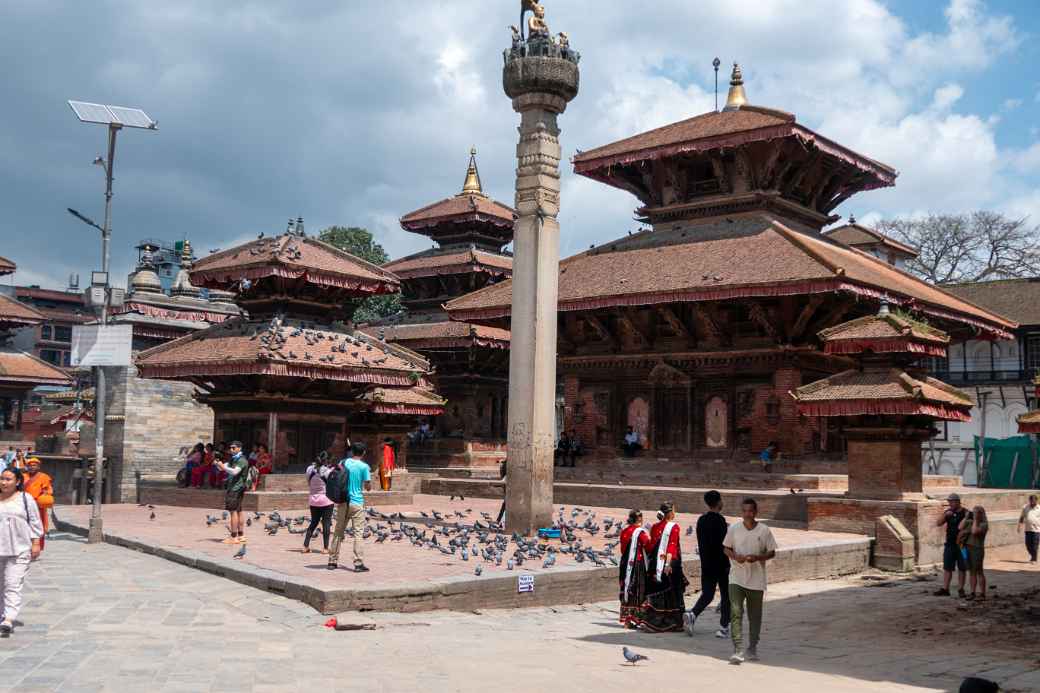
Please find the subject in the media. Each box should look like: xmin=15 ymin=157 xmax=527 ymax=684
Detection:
xmin=934 ymin=493 xmax=968 ymax=597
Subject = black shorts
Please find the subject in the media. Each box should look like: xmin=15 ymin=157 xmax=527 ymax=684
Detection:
xmin=225 ymin=486 xmax=245 ymax=512
xmin=942 ymin=543 xmax=967 ymax=572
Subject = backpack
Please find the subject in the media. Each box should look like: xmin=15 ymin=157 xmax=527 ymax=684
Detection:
xmin=245 ymin=465 xmax=260 ymax=490
xmin=325 ymin=462 xmax=349 ymax=504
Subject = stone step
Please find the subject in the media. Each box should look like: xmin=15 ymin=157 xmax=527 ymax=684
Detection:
xmin=411 ymin=467 xmax=503 ymax=480
xmin=137 ymin=481 xmax=413 ymax=511
xmin=407 ymin=452 xmax=505 ymax=468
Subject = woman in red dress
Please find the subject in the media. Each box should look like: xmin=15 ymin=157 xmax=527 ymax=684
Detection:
xmin=637 ymin=501 xmax=688 ymax=632
xmin=253 ymin=443 xmax=273 ymax=490
xmin=618 ymin=509 xmax=652 ymax=628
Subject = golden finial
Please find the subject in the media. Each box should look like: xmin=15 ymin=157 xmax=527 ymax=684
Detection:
xmin=460 ymin=147 xmax=484 ymax=195
xmin=723 ymin=62 xmax=748 ymax=112
xmin=181 ymin=239 xmax=193 ymax=267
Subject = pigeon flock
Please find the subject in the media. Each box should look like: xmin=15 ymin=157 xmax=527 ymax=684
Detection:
xmin=198 ymin=505 xmax=627 ymax=574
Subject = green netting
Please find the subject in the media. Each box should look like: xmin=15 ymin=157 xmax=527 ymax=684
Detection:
xmin=974 ymin=435 xmax=1038 ymax=489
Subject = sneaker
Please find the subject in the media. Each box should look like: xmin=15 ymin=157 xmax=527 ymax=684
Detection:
xmin=327 ymin=562 xmax=338 ymax=571
xmin=729 ymin=650 xmax=744 ymax=665
xmin=958 ymin=588 xmax=967 ymax=598
xmin=932 ymin=588 xmax=950 ymax=596
xmin=682 ymin=611 xmax=696 ymax=637
xmin=354 ymin=563 xmax=370 ymax=573
xmin=0 ymin=621 xmax=11 ymax=637
xmin=715 ymin=626 xmax=730 ymax=639
xmin=746 ymin=647 xmax=760 ymax=661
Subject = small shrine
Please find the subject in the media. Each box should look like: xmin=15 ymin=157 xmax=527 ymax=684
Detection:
xmin=137 ymin=224 xmax=444 ymax=469
xmin=792 ymin=307 xmax=973 ymax=500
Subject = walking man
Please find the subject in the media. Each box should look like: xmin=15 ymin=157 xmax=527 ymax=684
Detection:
xmin=1018 ymin=494 xmax=1040 ymax=563
xmin=684 ymin=490 xmax=731 ymax=638
xmin=723 ymin=497 xmax=777 ymax=664
xmin=934 ymin=493 xmax=968 ymax=596
xmin=328 ymin=442 xmax=371 ymax=572
xmin=214 ymin=441 xmax=248 ymax=544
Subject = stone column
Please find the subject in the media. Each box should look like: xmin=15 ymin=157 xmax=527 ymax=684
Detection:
xmin=502 ymin=37 xmax=579 ymax=534
xmin=844 ymin=425 xmax=929 ymax=500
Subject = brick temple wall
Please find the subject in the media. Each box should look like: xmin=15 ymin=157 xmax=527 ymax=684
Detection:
xmin=104 ymin=365 xmax=214 ymax=503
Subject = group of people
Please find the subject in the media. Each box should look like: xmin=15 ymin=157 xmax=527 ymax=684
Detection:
xmin=934 ymin=493 xmax=991 ymax=601
xmin=0 ymin=451 xmax=53 ymax=637
xmin=618 ymin=492 xmax=778 ymax=664
xmin=554 ymin=430 xmax=583 ymax=467
xmin=182 ymin=441 xmax=272 ymax=491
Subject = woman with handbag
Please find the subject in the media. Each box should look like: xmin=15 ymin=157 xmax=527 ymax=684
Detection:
xmin=0 ymin=467 xmax=43 ymax=636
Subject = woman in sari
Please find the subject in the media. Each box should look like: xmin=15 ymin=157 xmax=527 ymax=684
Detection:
xmin=638 ymin=501 xmax=688 ymax=632
xmin=618 ymin=509 xmax=652 ymax=628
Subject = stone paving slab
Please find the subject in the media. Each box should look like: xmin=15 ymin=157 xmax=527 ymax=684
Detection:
xmin=55 ymin=497 xmax=869 ymax=613
xmin=6 ymin=535 xmax=1040 ymax=692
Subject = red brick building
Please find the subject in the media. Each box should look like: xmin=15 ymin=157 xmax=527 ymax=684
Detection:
xmin=447 ymin=66 xmax=1014 ymax=462
xmin=373 ymin=149 xmax=513 ymax=442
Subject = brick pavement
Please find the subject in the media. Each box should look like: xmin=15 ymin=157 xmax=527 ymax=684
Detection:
xmin=4 ymin=533 xmax=1039 ymax=692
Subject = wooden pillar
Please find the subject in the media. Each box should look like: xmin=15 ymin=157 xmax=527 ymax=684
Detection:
xmin=16 ymin=398 xmax=23 ymax=431
xmin=267 ymin=411 xmax=278 ymax=469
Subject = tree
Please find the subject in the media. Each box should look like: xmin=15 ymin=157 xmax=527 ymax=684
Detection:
xmin=318 ymin=226 xmax=401 ymax=323
xmin=875 ymin=211 xmax=1040 ymax=284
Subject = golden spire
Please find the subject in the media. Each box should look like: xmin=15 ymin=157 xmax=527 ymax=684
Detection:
xmin=460 ymin=147 xmax=484 ymax=196
xmin=722 ymin=62 xmax=748 ymax=112
xmin=180 ymin=239 xmax=193 ymax=268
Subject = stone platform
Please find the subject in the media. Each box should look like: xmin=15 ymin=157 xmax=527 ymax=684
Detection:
xmin=55 ymin=496 xmax=870 ymax=614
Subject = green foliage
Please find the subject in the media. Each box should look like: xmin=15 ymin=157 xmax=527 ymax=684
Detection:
xmin=318 ymin=226 xmax=401 ymax=323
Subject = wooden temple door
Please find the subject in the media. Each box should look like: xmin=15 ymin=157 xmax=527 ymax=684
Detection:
xmin=653 ymin=388 xmax=689 ymax=450
xmin=705 ymin=395 xmax=728 ymax=448
xmin=626 ymin=397 xmax=649 ymax=448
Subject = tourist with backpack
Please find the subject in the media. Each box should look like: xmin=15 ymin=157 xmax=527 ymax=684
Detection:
xmin=302 ymin=453 xmax=336 ymax=554
xmin=327 ymin=442 xmax=372 ymax=572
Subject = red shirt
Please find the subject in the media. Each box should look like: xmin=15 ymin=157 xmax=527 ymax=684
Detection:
xmin=620 ymin=523 xmax=652 ymax=561
xmin=649 ymin=519 xmax=681 ymax=561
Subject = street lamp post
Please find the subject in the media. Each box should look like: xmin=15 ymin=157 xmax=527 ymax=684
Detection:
xmin=67 ymin=101 xmax=156 ymax=544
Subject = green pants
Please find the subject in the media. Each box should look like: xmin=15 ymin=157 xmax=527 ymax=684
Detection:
xmin=729 ymin=583 xmax=764 ymax=651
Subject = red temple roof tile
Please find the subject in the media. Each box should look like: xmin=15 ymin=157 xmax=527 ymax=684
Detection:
xmin=360 ymin=386 xmax=446 ymax=416
xmin=791 ymin=367 xmax=973 ymax=422
xmin=0 ymin=350 xmax=74 ymax=387
xmin=445 ymin=215 xmax=1015 ymax=339
xmin=190 ymin=234 xmax=399 ymax=295
xmin=136 ymin=317 xmax=429 ymax=387
xmin=400 ymin=193 xmax=515 ymax=231
xmin=361 ymin=320 xmax=510 ymax=349
xmin=817 ymin=312 xmax=949 ymax=357
xmin=573 ymin=106 xmax=895 ymax=186
xmin=383 ymin=248 xmax=512 ymax=280
xmin=0 ymin=294 xmax=44 ymax=327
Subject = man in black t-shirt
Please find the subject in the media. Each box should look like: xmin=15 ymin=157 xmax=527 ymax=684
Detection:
xmin=935 ymin=493 xmax=968 ymax=597
xmin=684 ymin=490 xmax=732 ymax=638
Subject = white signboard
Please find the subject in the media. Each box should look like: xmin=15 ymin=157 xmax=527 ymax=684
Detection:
xmin=71 ymin=325 xmax=133 ymax=367
xmin=518 ymin=574 xmax=535 ymax=593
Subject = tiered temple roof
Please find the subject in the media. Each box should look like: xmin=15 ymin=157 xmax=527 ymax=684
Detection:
xmin=0 ymin=259 xmax=73 ymax=391
xmin=825 ymin=218 xmax=919 ymax=261
xmin=792 ymin=310 xmax=972 ymax=421
xmin=137 ymin=225 xmax=441 ymax=418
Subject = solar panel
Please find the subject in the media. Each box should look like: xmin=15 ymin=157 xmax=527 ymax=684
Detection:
xmin=68 ymin=100 xmax=157 ymax=129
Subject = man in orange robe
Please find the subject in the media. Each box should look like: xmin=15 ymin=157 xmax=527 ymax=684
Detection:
xmin=379 ymin=439 xmax=395 ymax=491
xmin=23 ymin=456 xmax=54 ymax=551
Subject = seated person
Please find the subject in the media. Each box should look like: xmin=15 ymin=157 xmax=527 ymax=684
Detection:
xmin=621 ymin=426 xmax=642 ymax=458
xmin=555 ymin=432 xmax=571 ymax=466
xmin=567 ymin=430 xmax=584 ymax=467
xmin=759 ymin=441 xmax=779 ymax=471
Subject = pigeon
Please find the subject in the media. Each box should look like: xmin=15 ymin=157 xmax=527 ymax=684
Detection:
xmin=246 ymin=518 xmax=252 ymax=527
xmin=233 ymin=544 xmax=247 ymax=559
xmin=507 ymin=559 xmax=515 ymax=570
xmin=686 ymin=526 xmax=693 ymax=536
xmin=222 ymin=511 xmax=229 ymax=520
xmin=149 ymin=512 xmax=156 ymax=521
xmin=622 ymin=647 xmax=648 ymax=665
xmin=542 ymin=553 xmax=556 ymax=569
xmin=474 ymin=565 xmax=483 ymax=576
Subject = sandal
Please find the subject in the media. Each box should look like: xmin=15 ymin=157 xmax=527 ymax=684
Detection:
xmin=964 ymin=593 xmax=975 ymax=601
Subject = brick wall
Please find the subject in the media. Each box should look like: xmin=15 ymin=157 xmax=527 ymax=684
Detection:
xmin=846 ymin=435 xmax=924 ymax=499
xmin=104 ymin=365 xmax=214 ymax=503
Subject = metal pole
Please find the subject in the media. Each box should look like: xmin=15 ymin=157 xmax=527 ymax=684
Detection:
xmin=87 ymin=124 xmax=118 ymax=544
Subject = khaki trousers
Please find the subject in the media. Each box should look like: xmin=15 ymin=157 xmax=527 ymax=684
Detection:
xmin=729 ymin=583 xmax=764 ymax=651
xmin=329 ymin=503 xmax=365 ymax=565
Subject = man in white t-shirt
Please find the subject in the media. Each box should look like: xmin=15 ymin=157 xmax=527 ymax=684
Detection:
xmin=722 ymin=497 xmax=777 ymax=665
xmin=1018 ymin=495 xmax=1040 ymax=563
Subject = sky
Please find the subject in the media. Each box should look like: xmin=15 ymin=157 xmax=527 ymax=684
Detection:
xmin=2 ymin=0 xmax=1039 ymax=291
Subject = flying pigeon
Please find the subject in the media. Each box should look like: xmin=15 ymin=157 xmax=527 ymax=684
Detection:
xmin=233 ymin=543 xmax=247 ymax=559
xmin=622 ymin=647 xmax=648 ymax=665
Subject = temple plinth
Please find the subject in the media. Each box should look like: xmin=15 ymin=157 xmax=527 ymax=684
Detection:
xmin=501 ymin=22 xmax=579 ymax=534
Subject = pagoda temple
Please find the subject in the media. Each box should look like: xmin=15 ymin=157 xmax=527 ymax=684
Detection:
xmin=446 ymin=65 xmax=1015 ymax=462
xmin=136 ymin=224 xmax=444 ymax=469
xmin=370 ymin=149 xmax=513 ymax=442
xmin=0 ymin=256 xmax=74 ymax=434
